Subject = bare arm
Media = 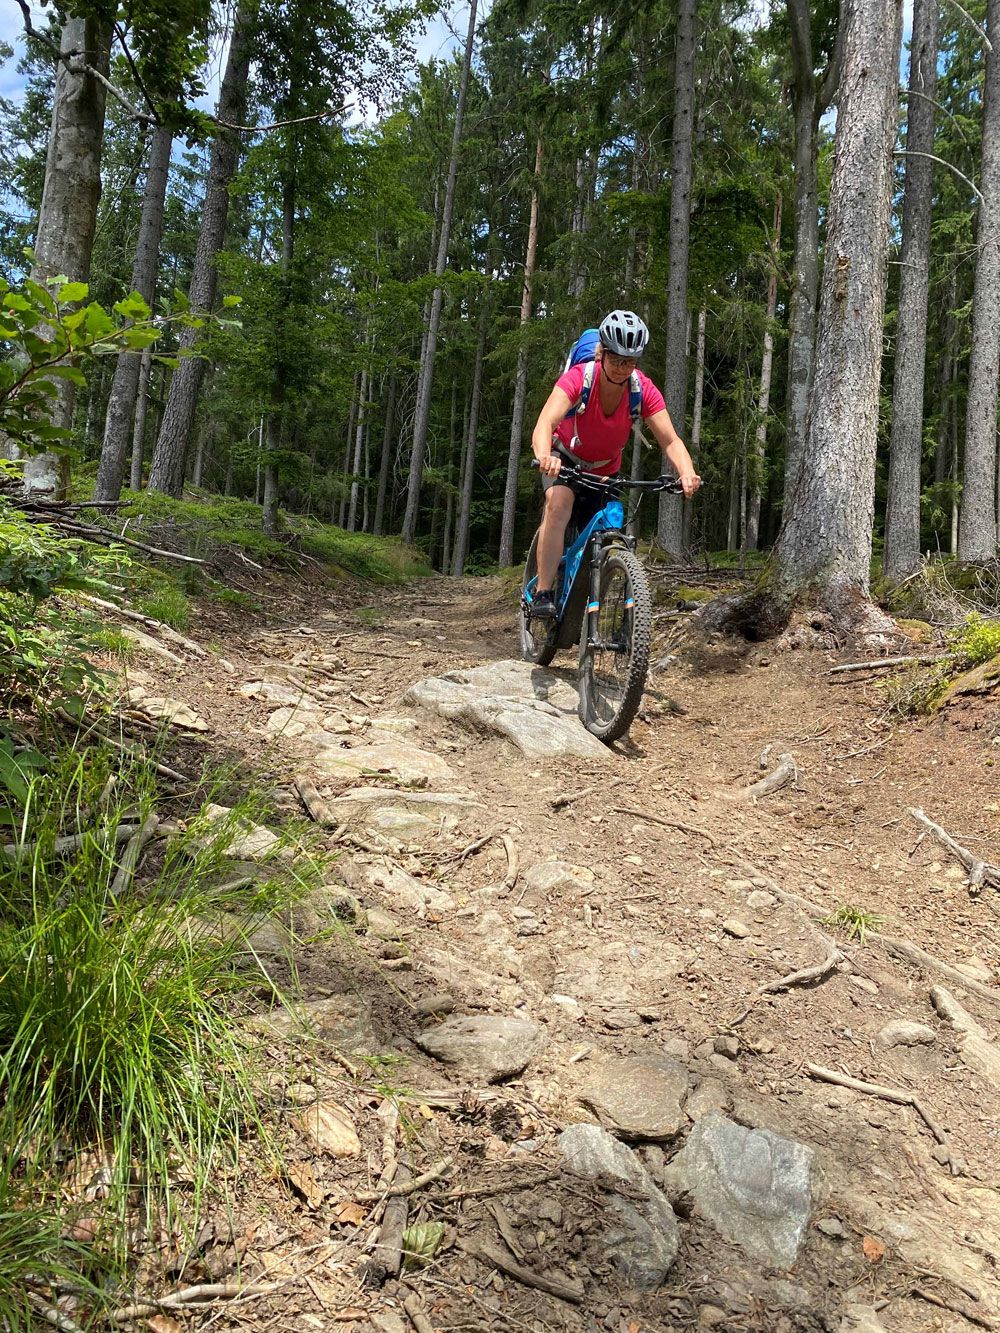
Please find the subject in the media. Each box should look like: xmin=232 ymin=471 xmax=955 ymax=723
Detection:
xmin=644 ymin=409 xmax=702 ymax=498
xmin=530 ymin=385 xmax=573 ymax=477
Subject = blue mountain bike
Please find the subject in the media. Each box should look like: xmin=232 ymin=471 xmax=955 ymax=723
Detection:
xmin=520 ymin=454 xmax=683 ymax=743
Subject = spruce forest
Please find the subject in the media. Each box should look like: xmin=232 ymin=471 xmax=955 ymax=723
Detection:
xmin=3 ymin=0 xmax=1000 ymax=1328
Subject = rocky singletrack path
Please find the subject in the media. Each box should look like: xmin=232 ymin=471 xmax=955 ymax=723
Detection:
xmin=121 ymin=572 xmax=1000 ymax=1332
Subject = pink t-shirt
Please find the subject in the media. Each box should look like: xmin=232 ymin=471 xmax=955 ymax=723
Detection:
xmin=553 ymin=362 xmax=666 ymax=476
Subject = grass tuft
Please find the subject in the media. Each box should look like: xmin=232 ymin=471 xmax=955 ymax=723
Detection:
xmin=824 ymin=903 xmax=885 ymax=946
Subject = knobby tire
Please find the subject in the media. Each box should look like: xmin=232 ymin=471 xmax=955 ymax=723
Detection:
xmin=577 ymin=547 xmax=652 ymax=743
xmin=519 ymin=530 xmax=558 ymax=667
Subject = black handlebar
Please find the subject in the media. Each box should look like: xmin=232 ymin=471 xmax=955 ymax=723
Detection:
xmin=530 ymin=456 xmax=684 ymax=495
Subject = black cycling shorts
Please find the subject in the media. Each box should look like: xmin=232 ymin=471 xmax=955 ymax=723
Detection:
xmin=542 ymin=468 xmax=619 ymax=531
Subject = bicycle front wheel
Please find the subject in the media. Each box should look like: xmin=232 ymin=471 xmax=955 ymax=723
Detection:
xmin=577 ymin=547 xmax=652 ymax=743
xmin=519 ymin=531 xmax=558 ymax=666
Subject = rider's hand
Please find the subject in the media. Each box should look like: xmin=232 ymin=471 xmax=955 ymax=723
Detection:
xmin=538 ymin=452 xmax=562 ymax=478
xmin=680 ymin=470 xmax=701 ymax=499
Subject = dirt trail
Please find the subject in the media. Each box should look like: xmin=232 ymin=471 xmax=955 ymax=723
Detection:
xmin=124 ymin=572 xmax=1000 ymax=1332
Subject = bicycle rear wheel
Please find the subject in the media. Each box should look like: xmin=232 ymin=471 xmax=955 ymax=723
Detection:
xmin=519 ymin=531 xmax=558 ymax=666
xmin=577 ymin=547 xmax=652 ymax=742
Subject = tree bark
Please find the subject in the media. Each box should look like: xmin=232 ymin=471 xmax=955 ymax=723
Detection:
xmin=958 ymin=0 xmax=1000 ymax=562
xmin=348 ymin=366 xmax=369 ymax=531
xmin=783 ymin=0 xmax=845 ymax=513
xmin=373 ymin=373 xmax=397 ymax=537
xmin=146 ymin=2 xmax=253 ymax=497
xmin=657 ymin=0 xmax=696 ymax=557
xmin=401 ymin=0 xmax=478 ymax=545
xmin=17 ymin=16 xmax=111 ymax=498
xmin=883 ymin=0 xmax=939 ymax=578
xmin=129 ymin=346 xmax=153 ymax=489
xmin=95 ymin=124 xmax=172 ymax=502
xmin=499 ymin=132 xmax=544 ymax=568
xmin=772 ymin=0 xmax=903 ymax=628
xmin=452 ymin=304 xmax=488 ymax=576
xmin=746 ymin=202 xmax=782 ymax=552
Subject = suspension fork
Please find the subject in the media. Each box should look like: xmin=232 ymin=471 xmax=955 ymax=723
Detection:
xmin=584 ymin=535 xmax=606 ymax=649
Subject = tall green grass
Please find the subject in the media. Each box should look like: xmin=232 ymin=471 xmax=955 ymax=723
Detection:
xmin=0 ymin=749 xmax=310 ymax=1254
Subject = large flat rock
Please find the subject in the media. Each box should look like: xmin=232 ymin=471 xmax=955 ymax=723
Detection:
xmin=311 ymin=739 xmax=455 ymax=785
xmin=578 ymin=1055 xmax=689 ymax=1140
xmin=404 ymin=660 xmax=608 ymax=760
xmin=328 ymin=788 xmax=485 ymax=835
xmin=414 ymin=1014 xmax=544 ymax=1083
xmin=670 ymin=1112 xmax=815 ymax=1269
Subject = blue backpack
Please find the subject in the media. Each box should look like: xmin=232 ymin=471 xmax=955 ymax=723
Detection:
xmin=563 ymin=328 xmax=643 ymax=425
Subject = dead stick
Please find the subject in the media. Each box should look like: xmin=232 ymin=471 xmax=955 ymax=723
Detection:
xmin=828 ymin=655 xmax=945 ymax=675
xmin=461 ymin=1237 xmax=584 ymax=1305
xmin=501 ymin=833 xmax=518 ymax=892
xmin=907 ymin=807 xmax=1000 ymax=893
xmin=3 ymin=824 xmax=139 ymax=861
xmin=361 ymin=1160 xmax=410 ymax=1285
xmin=109 ymin=813 xmax=160 ymax=898
xmin=109 ymin=1280 xmax=281 ymax=1320
xmin=734 ymin=864 xmax=1000 ymax=1009
xmin=912 ymin=1287 xmax=996 ymax=1329
xmin=295 ymin=775 xmax=333 ymax=825
xmin=804 ymin=1064 xmax=947 ymax=1144
xmin=402 ymin=1292 xmax=436 ymax=1333
xmin=612 ymin=807 xmax=717 ymax=846
xmin=744 ymin=753 xmax=797 ymax=800
xmin=762 ymin=946 xmax=844 ymax=994
xmin=552 ymin=776 xmax=623 ymax=811
xmin=77 ymin=593 xmax=208 ymax=656
xmin=26 ymin=1293 xmax=85 ymax=1333
xmin=354 ymin=1156 xmax=453 ymax=1203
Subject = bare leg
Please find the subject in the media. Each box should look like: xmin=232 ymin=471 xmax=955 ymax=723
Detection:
xmin=536 ymin=485 xmax=574 ymax=591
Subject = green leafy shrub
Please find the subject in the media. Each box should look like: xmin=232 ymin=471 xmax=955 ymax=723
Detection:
xmin=951 ymin=614 xmax=1000 ymax=666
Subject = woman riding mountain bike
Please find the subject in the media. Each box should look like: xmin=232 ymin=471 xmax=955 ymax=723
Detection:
xmin=529 ymin=310 xmax=701 ymax=621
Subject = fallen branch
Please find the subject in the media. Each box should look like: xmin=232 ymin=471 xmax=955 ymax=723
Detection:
xmin=295 ymin=775 xmax=334 ymax=825
xmin=3 ymin=823 xmax=139 ymax=861
xmin=402 ymin=1292 xmax=436 ymax=1333
xmin=461 ymin=1237 xmax=584 ymax=1305
xmin=501 ymin=833 xmax=519 ymax=892
xmin=361 ymin=1160 xmax=410 ymax=1285
xmin=26 ymin=1293 xmax=84 ymax=1333
xmin=804 ymin=1064 xmax=947 ymax=1144
xmin=912 ymin=1286 xmax=996 ymax=1329
xmin=828 ymin=655 xmax=944 ymax=675
xmin=744 ymin=752 xmax=797 ymax=800
xmin=762 ymin=940 xmax=844 ymax=993
xmin=552 ymin=776 xmax=623 ymax=811
xmin=109 ymin=1279 xmax=281 ymax=1321
xmin=733 ymin=863 xmax=1000 ymax=1009
xmin=611 ymin=806 xmax=717 ymax=846
xmin=78 ymin=593 xmax=208 ymax=657
xmin=907 ymin=808 xmax=1000 ymax=896
xmin=354 ymin=1156 xmax=453 ymax=1204
xmin=109 ymin=813 xmax=160 ymax=898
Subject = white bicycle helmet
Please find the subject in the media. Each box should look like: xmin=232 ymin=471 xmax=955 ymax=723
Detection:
xmin=599 ymin=310 xmax=649 ymax=357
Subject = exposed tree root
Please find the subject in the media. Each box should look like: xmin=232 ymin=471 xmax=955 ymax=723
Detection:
xmin=907 ymin=807 xmax=1000 ymax=895
xmin=804 ymin=1064 xmax=947 ymax=1144
xmin=744 ymin=752 xmax=798 ymax=800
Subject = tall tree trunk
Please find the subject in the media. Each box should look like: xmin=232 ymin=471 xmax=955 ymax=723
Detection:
xmin=339 ymin=372 xmax=359 ymax=527
xmin=746 ymin=203 xmax=782 ymax=552
xmin=656 ymin=0 xmax=696 ymax=557
xmin=783 ymin=0 xmax=844 ymax=512
xmin=348 ymin=366 xmax=369 ymax=532
xmin=401 ymin=0 xmax=478 ymax=545
xmin=95 ymin=124 xmax=172 ymax=501
xmin=16 ymin=16 xmax=110 ymax=498
xmin=129 ymin=346 xmax=153 ymax=489
xmin=883 ymin=0 xmax=939 ymax=578
xmin=147 ymin=2 xmax=253 ymax=497
xmin=958 ymin=0 xmax=1000 ymax=562
xmin=451 ymin=305 xmax=488 ymax=576
xmin=772 ymin=0 xmax=903 ymax=630
xmin=499 ymin=133 xmax=544 ymax=567
xmin=262 ymin=416 xmax=280 ymax=537
xmin=373 ymin=373 xmax=397 ymax=537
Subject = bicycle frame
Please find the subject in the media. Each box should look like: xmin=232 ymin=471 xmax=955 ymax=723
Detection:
xmin=524 ymin=492 xmax=632 ymax=651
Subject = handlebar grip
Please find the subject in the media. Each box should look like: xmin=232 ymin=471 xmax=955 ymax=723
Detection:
xmin=530 ymin=459 xmax=539 ymax=469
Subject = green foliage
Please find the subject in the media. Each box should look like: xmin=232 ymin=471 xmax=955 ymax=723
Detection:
xmin=293 ymin=519 xmax=431 ymax=583
xmin=0 ymin=275 xmax=215 ymax=456
xmin=135 ymin=580 xmax=192 ymax=632
xmin=91 ymin=625 xmax=138 ymax=661
xmin=0 ymin=495 xmax=121 ymax=599
xmin=824 ymin=904 xmax=885 ymax=946
xmin=0 ymin=749 xmax=310 ymax=1236
xmin=950 ymin=613 xmax=1000 ymax=666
